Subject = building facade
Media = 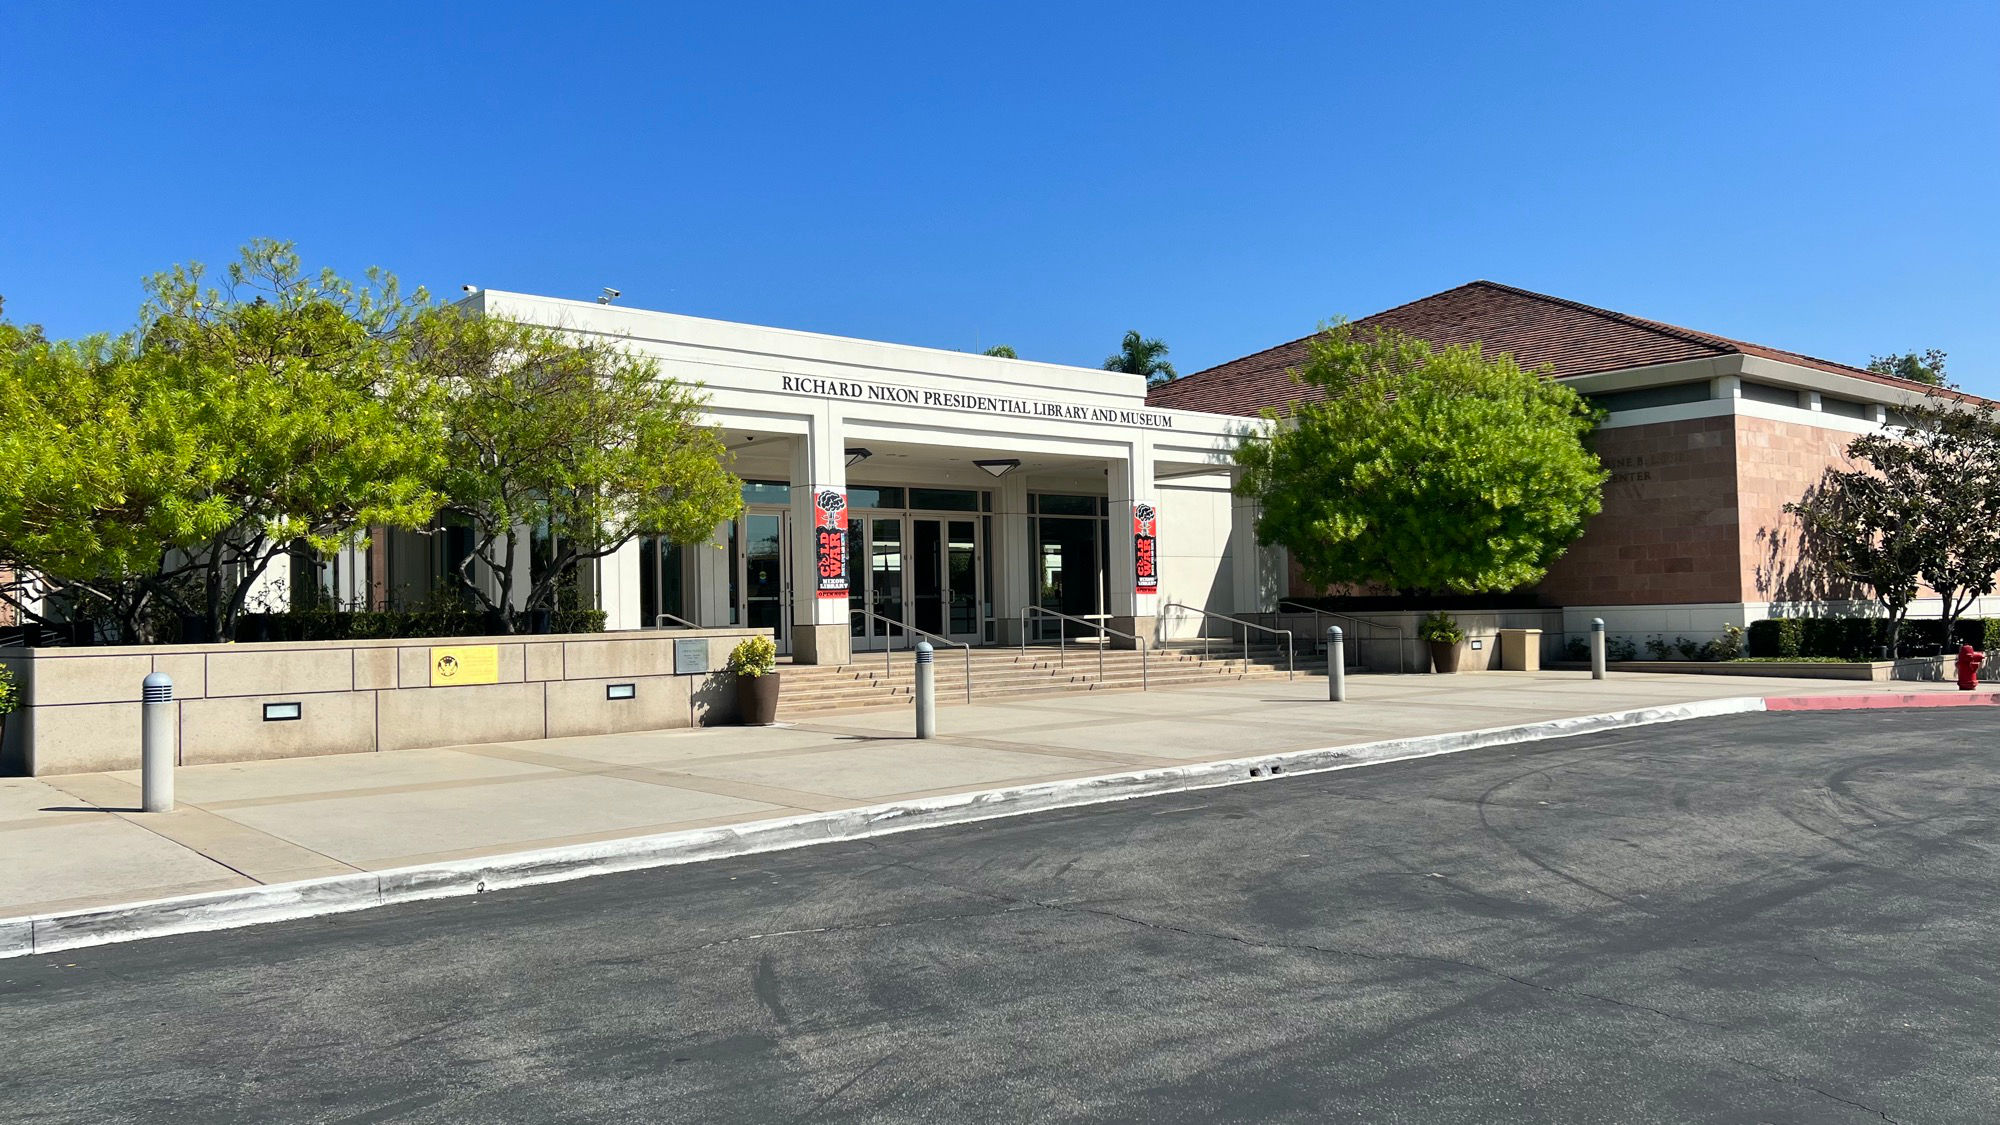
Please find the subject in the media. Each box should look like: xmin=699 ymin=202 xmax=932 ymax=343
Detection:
xmin=346 ymin=290 xmax=1277 ymax=664
xmin=1151 ymin=281 xmax=1988 ymax=643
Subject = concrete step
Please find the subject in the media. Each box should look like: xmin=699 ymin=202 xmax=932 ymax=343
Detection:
xmin=776 ymin=661 xmax=1322 ymax=715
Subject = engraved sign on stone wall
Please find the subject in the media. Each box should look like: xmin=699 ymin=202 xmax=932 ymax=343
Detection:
xmin=430 ymin=644 xmax=500 ymax=687
xmin=674 ymin=638 xmax=709 ymax=675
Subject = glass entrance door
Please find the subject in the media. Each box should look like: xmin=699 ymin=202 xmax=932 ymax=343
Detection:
xmin=738 ymin=511 xmax=788 ymax=652
xmin=1034 ymin=515 xmax=1103 ymax=641
xmin=911 ymin=517 xmax=982 ymax=644
xmin=848 ymin=513 xmax=982 ymax=649
xmin=849 ymin=516 xmax=906 ymax=652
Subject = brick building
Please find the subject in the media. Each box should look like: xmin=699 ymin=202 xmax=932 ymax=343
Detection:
xmin=1149 ymin=281 xmax=1986 ymax=643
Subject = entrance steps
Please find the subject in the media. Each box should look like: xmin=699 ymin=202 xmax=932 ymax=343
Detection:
xmin=775 ymin=642 xmax=1324 ymax=718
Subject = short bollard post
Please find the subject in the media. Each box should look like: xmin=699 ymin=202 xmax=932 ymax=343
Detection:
xmin=1328 ymin=626 xmax=1346 ymax=702
xmin=141 ymin=672 xmax=176 ymax=812
xmin=914 ymin=641 xmax=936 ymax=740
xmin=1590 ymin=618 xmax=1607 ymax=681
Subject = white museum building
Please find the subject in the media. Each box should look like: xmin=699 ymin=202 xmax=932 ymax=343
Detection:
xmin=397 ymin=290 xmax=1278 ymax=665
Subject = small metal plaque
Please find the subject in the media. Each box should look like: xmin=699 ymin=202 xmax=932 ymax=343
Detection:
xmin=674 ymin=638 xmax=709 ymax=675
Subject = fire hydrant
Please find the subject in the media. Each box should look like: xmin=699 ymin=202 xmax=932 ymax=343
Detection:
xmin=1955 ymin=643 xmax=1985 ymax=691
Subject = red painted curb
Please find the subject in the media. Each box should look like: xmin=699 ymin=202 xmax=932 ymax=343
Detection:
xmin=1765 ymin=692 xmax=2000 ymax=711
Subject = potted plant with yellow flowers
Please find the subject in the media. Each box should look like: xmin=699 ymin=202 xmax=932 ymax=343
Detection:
xmin=728 ymin=634 xmax=780 ymax=725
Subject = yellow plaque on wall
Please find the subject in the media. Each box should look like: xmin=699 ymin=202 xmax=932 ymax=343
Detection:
xmin=430 ymin=644 xmax=500 ymax=687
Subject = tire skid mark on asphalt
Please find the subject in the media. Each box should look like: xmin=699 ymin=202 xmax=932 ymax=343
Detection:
xmin=855 ymin=836 xmax=1731 ymax=1033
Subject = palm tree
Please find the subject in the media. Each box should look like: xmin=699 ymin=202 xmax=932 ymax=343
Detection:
xmin=1103 ymin=330 xmax=1176 ymax=386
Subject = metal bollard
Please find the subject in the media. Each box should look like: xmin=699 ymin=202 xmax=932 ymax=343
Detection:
xmin=1590 ymin=618 xmax=1607 ymax=681
xmin=141 ymin=672 xmax=175 ymax=812
xmin=1328 ymin=626 xmax=1346 ymax=702
xmin=914 ymin=641 xmax=936 ymax=740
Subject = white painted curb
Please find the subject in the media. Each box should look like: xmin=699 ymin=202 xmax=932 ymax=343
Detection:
xmin=0 ymin=695 xmax=1768 ymax=960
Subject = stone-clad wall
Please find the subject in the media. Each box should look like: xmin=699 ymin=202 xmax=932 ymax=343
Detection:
xmin=1735 ymin=415 xmax=1865 ymax=603
xmin=1537 ymin=416 xmax=1742 ymax=607
xmin=0 ymin=629 xmax=764 ymax=776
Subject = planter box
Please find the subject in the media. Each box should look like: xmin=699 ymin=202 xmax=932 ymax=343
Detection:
xmin=0 ymin=627 xmax=768 ymax=776
xmin=1547 ymin=657 xmax=1970 ymax=682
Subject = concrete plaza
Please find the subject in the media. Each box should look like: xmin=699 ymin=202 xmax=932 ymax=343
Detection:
xmin=0 ymin=671 xmax=1957 ymax=922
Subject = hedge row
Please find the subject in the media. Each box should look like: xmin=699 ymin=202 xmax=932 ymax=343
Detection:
xmin=1746 ymin=617 xmax=2000 ymax=661
xmin=231 ymin=608 xmax=608 ymax=643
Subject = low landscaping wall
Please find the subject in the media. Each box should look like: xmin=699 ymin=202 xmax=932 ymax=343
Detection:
xmin=1547 ymin=656 xmax=1995 ymax=682
xmin=1268 ymin=608 xmax=1565 ymax=673
xmin=0 ymin=628 xmax=764 ymax=776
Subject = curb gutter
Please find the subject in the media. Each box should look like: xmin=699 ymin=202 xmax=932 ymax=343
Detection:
xmin=0 ymin=694 xmax=1768 ymax=960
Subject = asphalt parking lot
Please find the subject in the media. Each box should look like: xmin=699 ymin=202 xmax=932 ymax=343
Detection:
xmin=2 ymin=708 xmax=1994 ymax=1123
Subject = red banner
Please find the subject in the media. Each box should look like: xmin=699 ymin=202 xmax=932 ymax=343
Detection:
xmin=1133 ymin=503 xmax=1158 ymax=594
xmin=813 ymin=489 xmax=849 ymax=599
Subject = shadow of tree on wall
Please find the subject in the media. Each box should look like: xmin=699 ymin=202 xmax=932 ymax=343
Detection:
xmin=1753 ymin=470 xmax=1861 ymax=612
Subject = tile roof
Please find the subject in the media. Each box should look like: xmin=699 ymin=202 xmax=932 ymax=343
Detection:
xmin=1148 ymin=280 xmax=1976 ymax=414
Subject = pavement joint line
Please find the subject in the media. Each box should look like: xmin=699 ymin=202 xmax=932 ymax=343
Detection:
xmin=0 ymin=693 xmax=1777 ymax=961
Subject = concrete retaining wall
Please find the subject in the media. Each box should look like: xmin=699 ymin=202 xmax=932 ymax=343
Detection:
xmin=1269 ymin=609 xmax=1566 ymax=673
xmin=0 ymin=629 xmax=764 ymax=776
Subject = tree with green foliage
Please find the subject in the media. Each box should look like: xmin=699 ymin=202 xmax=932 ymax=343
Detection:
xmin=410 ymin=310 xmax=743 ymax=632
xmin=0 ymin=241 xmax=448 ymax=642
xmin=0 ymin=329 xmax=187 ymax=638
xmin=1234 ymin=323 xmax=1607 ymax=595
xmin=1103 ymin=330 xmax=1176 ymax=387
xmin=981 ymin=344 xmax=1018 ymax=359
xmin=1867 ymin=348 xmax=1951 ymax=388
xmin=1787 ymin=400 xmax=2000 ymax=655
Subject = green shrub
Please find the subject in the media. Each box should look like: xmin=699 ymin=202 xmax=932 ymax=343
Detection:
xmin=1748 ymin=618 xmax=1802 ymax=659
xmin=727 ymin=634 xmax=777 ymax=677
xmin=1606 ymin=635 xmax=1637 ymax=662
xmin=1700 ymin=624 xmax=1744 ymax=662
xmin=1563 ymin=636 xmax=1590 ymax=661
xmin=0 ymin=664 xmax=17 ymax=716
xmin=550 ymin=609 xmax=608 ymax=634
xmin=1417 ymin=611 xmax=1463 ymax=644
xmin=1746 ymin=617 xmax=1999 ymax=660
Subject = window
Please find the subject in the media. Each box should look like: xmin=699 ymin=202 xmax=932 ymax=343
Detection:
xmin=909 ymin=488 xmax=980 ymax=512
xmin=1583 ymin=383 xmax=1710 ymax=413
xmin=849 ymin=486 xmax=905 ymax=509
xmin=1821 ymin=396 xmax=1870 ymax=420
xmin=1034 ymin=494 xmax=1101 ymax=516
xmin=1741 ymin=381 xmax=1799 ymax=407
xmin=741 ymin=480 xmax=791 ymax=506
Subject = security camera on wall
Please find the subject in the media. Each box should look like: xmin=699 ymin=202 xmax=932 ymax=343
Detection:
xmin=598 ymin=287 xmax=621 ymax=304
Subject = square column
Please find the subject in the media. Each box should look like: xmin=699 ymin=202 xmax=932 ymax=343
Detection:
xmin=692 ymin=523 xmax=733 ymax=628
xmin=991 ymin=471 xmax=1033 ymax=645
xmin=1106 ymin=438 xmax=1159 ymax=647
xmin=788 ymin=417 xmax=851 ymax=665
xmin=1230 ymin=481 xmax=1274 ymax=612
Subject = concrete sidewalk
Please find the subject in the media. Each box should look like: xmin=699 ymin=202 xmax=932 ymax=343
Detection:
xmin=0 ymin=671 xmax=1964 ymax=922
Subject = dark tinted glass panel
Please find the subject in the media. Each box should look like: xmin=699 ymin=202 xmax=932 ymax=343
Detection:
xmin=1741 ymin=381 xmax=1799 ymax=407
xmin=1584 ymin=383 xmax=1710 ymax=413
xmin=849 ymin=486 xmax=904 ymax=509
xmin=742 ymin=480 xmax=791 ymax=506
xmin=910 ymin=488 xmax=979 ymax=512
xmin=1036 ymin=494 xmax=1099 ymax=516
xmin=1821 ymin=396 xmax=1870 ymax=419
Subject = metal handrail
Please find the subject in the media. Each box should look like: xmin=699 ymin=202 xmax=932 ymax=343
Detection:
xmin=653 ymin=612 xmax=703 ymax=630
xmin=1276 ymin=601 xmax=1408 ymax=674
xmin=1162 ymin=602 xmax=1294 ymax=680
xmin=850 ymin=607 xmax=973 ymax=703
xmin=1019 ymin=606 xmax=1148 ymax=691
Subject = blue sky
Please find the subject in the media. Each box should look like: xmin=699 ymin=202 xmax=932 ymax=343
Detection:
xmin=4 ymin=3 xmax=1996 ymax=393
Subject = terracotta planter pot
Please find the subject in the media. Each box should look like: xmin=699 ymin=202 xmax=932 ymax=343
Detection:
xmin=737 ymin=672 xmax=781 ymax=725
xmin=1428 ymin=641 xmax=1461 ymax=674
